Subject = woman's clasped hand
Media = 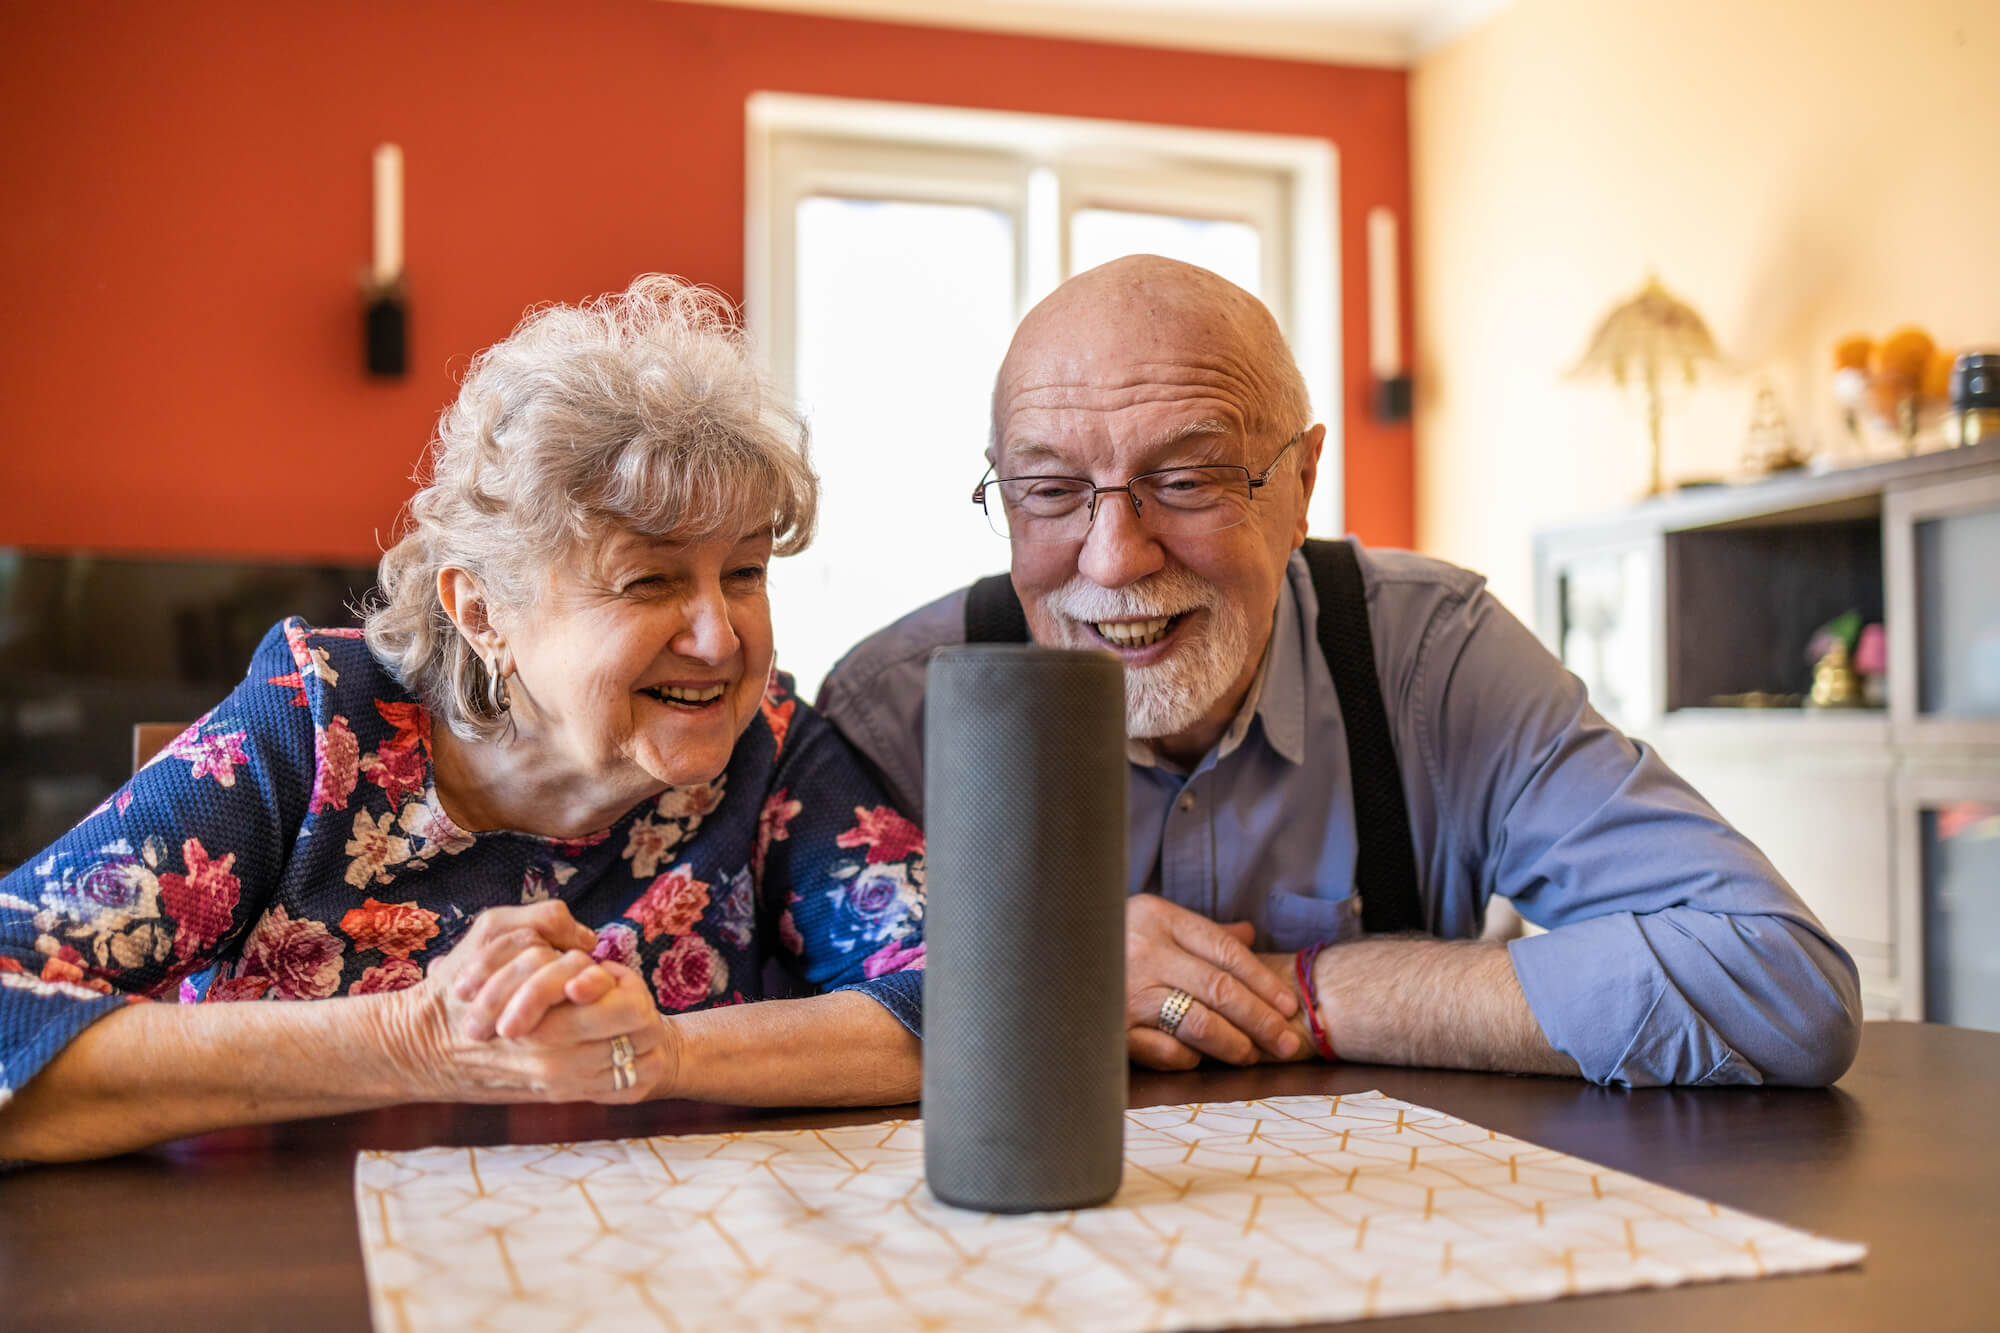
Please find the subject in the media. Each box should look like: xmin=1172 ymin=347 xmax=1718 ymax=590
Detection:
xmin=393 ymin=900 xmax=675 ymax=1106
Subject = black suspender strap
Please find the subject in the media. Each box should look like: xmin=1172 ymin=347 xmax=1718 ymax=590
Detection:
xmin=961 ymin=539 xmax=1423 ymax=933
xmin=1300 ymin=538 xmax=1424 ymax=933
xmin=964 ymin=572 xmax=1032 ymax=645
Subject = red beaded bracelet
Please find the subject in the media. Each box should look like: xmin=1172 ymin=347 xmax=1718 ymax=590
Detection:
xmin=1294 ymin=940 xmax=1338 ymax=1061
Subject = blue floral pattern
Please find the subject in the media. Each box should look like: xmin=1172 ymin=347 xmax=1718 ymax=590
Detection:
xmin=0 ymin=620 xmax=926 ymax=1106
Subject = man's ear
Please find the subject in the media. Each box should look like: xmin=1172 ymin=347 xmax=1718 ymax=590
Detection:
xmin=1290 ymin=424 xmax=1326 ymax=549
xmin=437 ymin=567 xmax=505 ymax=663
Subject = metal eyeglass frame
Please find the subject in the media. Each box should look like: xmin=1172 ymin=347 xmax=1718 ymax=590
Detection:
xmin=971 ymin=433 xmax=1302 ymax=541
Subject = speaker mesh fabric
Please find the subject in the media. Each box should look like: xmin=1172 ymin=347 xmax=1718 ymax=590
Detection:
xmin=923 ymin=646 xmax=1128 ymax=1212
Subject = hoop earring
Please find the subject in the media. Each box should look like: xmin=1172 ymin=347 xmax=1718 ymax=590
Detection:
xmin=487 ymin=654 xmax=511 ymax=714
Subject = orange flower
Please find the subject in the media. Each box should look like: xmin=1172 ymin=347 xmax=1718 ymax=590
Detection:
xmin=340 ymin=898 xmax=442 ymax=959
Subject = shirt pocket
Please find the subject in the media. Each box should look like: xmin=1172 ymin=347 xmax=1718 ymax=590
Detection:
xmin=1264 ymin=890 xmax=1364 ymax=952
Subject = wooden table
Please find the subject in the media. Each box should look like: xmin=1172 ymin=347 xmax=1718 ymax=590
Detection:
xmin=5 ymin=1020 xmax=1995 ymax=1332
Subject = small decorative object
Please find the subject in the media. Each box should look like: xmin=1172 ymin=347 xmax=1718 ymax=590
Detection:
xmin=1948 ymin=351 xmax=2000 ymax=449
xmin=1805 ymin=609 xmax=1866 ymax=710
xmin=1853 ymin=622 xmax=1888 ymax=708
xmin=1570 ymin=274 xmax=1723 ymax=496
xmin=364 ymin=142 xmax=408 ymax=378
xmin=1828 ymin=326 xmax=1961 ymax=457
xmin=1809 ymin=641 xmax=1864 ymax=709
xmin=1741 ymin=379 xmax=1809 ymax=475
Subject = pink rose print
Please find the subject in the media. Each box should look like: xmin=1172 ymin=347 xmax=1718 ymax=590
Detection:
xmin=835 ymin=806 xmax=924 ymax=865
xmin=157 ymin=837 xmax=242 ymax=961
xmin=310 ymin=715 xmax=360 ymax=814
xmin=652 ymin=935 xmax=728 ymax=1010
xmin=374 ymin=699 xmax=432 ymax=754
xmin=864 ymin=939 xmax=926 ymax=978
xmin=207 ymin=975 xmax=272 ymax=1002
xmin=359 ymin=741 xmax=427 ymax=807
xmin=626 ymin=866 xmax=711 ymax=941
xmin=761 ymin=691 xmax=796 ymax=758
xmin=590 ymin=923 xmax=640 ymax=970
xmin=351 ymin=957 xmax=424 ymax=994
xmin=339 ymin=898 xmax=441 ymax=959
xmin=239 ymin=906 xmax=345 ymax=1000
xmin=753 ymin=790 xmax=803 ymax=881
xmin=778 ymin=909 xmax=804 ymax=957
xmin=115 ymin=789 xmax=134 ymax=815
xmin=168 ymin=729 xmax=252 ymax=788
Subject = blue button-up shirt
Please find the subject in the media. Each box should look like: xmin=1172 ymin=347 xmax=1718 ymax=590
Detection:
xmin=818 ymin=541 xmax=1861 ymax=1087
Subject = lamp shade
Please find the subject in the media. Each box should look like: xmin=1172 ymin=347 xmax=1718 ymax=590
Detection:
xmin=1570 ymin=274 xmax=1724 ymax=495
xmin=1572 ymin=275 xmax=1722 ymax=386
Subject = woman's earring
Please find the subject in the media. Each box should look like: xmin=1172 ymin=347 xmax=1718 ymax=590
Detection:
xmin=487 ymin=654 xmax=512 ymax=714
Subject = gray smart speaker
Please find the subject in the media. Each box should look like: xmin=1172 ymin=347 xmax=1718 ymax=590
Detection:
xmin=922 ymin=644 xmax=1128 ymax=1213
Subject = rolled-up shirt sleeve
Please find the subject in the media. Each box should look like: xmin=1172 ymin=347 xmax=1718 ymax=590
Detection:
xmin=1411 ymin=586 xmax=1862 ymax=1087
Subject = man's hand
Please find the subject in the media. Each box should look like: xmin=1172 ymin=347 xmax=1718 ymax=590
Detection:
xmin=1125 ymin=895 xmax=1302 ymax=1069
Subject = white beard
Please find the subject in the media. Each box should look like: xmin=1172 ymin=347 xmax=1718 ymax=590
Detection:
xmin=1038 ymin=567 xmax=1258 ymax=739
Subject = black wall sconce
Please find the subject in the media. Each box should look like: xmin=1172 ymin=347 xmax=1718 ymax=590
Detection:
xmin=365 ymin=143 xmax=407 ymax=377
xmin=1367 ymin=206 xmax=1411 ymax=423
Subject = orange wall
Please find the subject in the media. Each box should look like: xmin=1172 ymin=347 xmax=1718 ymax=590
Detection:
xmin=0 ymin=0 xmax=1412 ymax=562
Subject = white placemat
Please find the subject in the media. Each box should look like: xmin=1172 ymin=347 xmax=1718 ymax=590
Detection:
xmin=355 ymin=1091 xmax=1863 ymax=1332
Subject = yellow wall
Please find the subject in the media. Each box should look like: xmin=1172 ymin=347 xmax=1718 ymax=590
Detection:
xmin=1412 ymin=0 xmax=1999 ymax=613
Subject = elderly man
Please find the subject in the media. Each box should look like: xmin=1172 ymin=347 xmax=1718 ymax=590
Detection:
xmin=819 ymin=255 xmax=1859 ymax=1087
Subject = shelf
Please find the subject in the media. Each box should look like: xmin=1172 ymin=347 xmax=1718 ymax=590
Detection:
xmin=1659 ymin=708 xmax=1893 ymax=757
xmin=1538 ymin=438 xmax=2000 ymax=545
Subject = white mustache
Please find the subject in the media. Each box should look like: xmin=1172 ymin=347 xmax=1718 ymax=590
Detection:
xmin=1043 ymin=568 xmax=1218 ymax=624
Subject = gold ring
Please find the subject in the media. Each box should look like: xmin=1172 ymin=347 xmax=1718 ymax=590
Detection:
xmin=1158 ymin=988 xmax=1194 ymax=1038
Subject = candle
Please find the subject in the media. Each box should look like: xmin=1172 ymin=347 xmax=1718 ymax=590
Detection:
xmin=1367 ymin=206 xmax=1400 ymax=380
xmin=373 ymin=143 xmax=403 ymax=287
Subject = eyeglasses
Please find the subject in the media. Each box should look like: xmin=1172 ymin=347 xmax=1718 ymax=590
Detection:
xmin=972 ymin=434 xmax=1301 ymax=542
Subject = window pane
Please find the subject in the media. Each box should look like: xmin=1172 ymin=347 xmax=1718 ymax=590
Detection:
xmin=1069 ymin=209 xmax=1261 ymax=295
xmin=779 ymin=196 xmax=1017 ymax=701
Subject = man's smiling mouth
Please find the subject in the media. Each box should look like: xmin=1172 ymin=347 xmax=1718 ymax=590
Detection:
xmin=1089 ymin=614 xmax=1186 ymax=650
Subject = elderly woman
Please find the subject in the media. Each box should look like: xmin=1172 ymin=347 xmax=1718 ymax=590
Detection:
xmin=0 ymin=277 xmax=926 ymax=1161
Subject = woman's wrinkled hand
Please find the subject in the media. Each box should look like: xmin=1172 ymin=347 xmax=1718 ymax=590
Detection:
xmin=385 ymin=901 xmax=677 ymax=1105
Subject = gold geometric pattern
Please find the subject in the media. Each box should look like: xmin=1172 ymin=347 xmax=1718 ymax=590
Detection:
xmin=354 ymin=1092 xmax=1863 ymax=1331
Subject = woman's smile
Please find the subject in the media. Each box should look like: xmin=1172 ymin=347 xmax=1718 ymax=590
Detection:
xmin=638 ymin=680 xmax=732 ymax=710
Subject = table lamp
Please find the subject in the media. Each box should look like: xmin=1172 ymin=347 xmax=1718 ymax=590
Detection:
xmin=1571 ymin=274 xmax=1722 ymax=495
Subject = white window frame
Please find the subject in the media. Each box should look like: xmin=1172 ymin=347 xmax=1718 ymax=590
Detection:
xmin=745 ymin=92 xmax=1343 ymax=535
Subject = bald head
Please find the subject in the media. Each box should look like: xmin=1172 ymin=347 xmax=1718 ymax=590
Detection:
xmin=991 ymin=256 xmax=1310 ymax=453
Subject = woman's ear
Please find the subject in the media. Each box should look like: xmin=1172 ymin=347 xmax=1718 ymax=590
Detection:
xmin=437 ymin=567 xmax=504 ymax=662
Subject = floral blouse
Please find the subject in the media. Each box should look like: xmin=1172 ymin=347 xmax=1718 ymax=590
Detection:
xmin=0 ymin=619 xmax=926 ymax=1106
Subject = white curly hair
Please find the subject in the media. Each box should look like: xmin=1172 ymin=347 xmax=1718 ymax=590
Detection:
xmin=363 ymin=274 xmax=815 ymax=741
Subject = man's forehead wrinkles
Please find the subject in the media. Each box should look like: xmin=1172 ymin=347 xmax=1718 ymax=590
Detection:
xmin=1005 ymin=358 xmax=1256 ymax=392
